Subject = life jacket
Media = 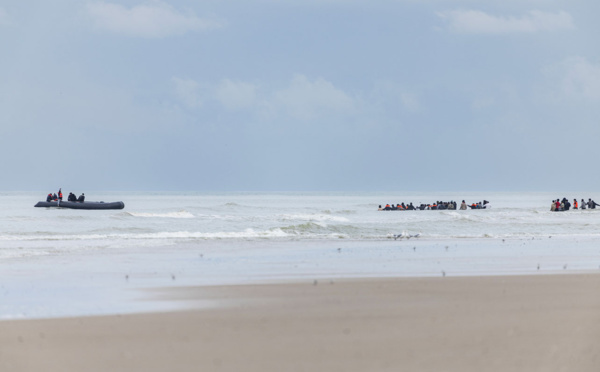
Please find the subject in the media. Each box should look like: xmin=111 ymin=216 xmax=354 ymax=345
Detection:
xmin=385 ymin=204 xmax=390 ymax=208
xmin=574 ymin=201 xmax=578 ymax=208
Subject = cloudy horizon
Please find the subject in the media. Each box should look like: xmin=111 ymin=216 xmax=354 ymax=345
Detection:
xmin=1 ymin=1 xmax=599 ymax=192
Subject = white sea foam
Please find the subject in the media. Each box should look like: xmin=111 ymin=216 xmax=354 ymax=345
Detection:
xmin=278 ymin=214 xmax=350 ymax=223
xmin=126 ymin=210 xmax=195 ymax=218
xmin=0 ymin=229 xmax=292 ymax=242
xmin=3 ymin=191 xmax=600 ymax=247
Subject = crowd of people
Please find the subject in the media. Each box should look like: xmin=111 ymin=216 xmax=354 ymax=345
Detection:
xmin=46 ymin=188 xmax=85 ymax=203
xmin=551 ymin=198 xmax=600 ymax=211
xmin=379 ymin=200 xmax=490 ymax=211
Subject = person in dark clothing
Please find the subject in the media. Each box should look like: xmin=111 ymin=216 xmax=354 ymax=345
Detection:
xmin=560 ymin=197 xmax=570 ymax=211
xmin=52 ymin=193 xmax=58 ymax=201
xmin=46 ymin=193 xmax=53 ymax=202
xmin=77 ymin=193 xmax=85 ymax=202
xmin=68 ymin=193 xmax=76 ymax=202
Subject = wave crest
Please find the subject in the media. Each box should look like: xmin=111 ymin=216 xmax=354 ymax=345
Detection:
xmin=125 ymin=210 xmax=195 ymax=219
xmin=278 ymin=214 xmax=349 ymax=223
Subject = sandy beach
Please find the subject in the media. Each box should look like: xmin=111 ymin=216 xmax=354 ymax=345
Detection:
xmin=1 ymin=273 xmax=599 ymax=372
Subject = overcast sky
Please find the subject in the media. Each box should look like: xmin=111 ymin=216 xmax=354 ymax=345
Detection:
xmin=1 ymin=0 xmax=599 ymax=192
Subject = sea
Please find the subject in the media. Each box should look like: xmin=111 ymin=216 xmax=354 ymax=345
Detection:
xmin=1 ymin=191 xmax=599 ymax=319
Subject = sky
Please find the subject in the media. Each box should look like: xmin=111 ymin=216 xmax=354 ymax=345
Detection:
xmin=1 ymin=0 xmax=599 ymax=192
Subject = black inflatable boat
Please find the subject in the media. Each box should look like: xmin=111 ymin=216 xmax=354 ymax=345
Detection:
xmin=34 ymin=201 xmax=125 ymax=210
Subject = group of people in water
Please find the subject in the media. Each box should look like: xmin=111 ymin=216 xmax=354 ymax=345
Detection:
xmin=46 ymin=188 xmax=85 ymax=203
xmin=551 ymin=198 xmax=600 ymax=211
xmin=379 ymin=200 xmax=490 ymax=211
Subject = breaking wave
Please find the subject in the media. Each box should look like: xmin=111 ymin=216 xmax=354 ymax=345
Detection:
xmin=124 ymin=211 xmax=195 ymax=219
xmin=278 ymin=214 xmax=350 ymax=223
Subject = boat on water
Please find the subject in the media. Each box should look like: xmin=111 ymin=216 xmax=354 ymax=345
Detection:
xmin=34 ymin=201 xmax=125 ymax=210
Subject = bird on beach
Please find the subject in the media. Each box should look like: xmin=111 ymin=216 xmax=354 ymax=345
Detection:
xmin=393 ymin=233 xmax=421 ymax=240
xmin=393 ymin=233 xmax=405 ymax=240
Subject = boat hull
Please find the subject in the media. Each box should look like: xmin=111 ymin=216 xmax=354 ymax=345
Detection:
xmin=34 ymin=201 xmax=125 ymax=210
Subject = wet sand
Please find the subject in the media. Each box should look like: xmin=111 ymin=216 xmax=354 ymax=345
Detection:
xmin=1 ymin=274 xmax=600 ymax=372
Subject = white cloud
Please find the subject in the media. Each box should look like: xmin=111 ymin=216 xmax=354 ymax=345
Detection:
xmin=172 ymin=77 xmax=203 ymax=108
xmin=169 ymin=75 xmax=421 ymax=125
xmin=544 ymin=57 xmax=600 ymax=102
xmin=273 ymin=75 xmax=354 ymax=119
xmin=216 ymin=79 xmax=257 ymax=110
xmin=0 ymin=8 xmax=10 ymax=26
xmin=438 ymin=10 xmax=574 ymax=34
xmin=399 ymin=92 xmax=419 ymax=112
xmin=471 ymin=96 xmax=495 ymax=110
xmin=86 ymin=1 xmax=223 ymax=38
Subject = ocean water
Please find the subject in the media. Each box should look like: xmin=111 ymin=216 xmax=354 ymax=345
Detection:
xmin=1 ymin=191 xmax=600 ymax=319
xmin=2 ymin=191 xmax=600 ymax=255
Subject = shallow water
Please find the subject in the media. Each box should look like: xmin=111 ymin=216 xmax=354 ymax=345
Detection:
xmin=1 ymin=191 xmax=599 ymax=259
xmin=1 ymin=191 xmax=599 ymax=319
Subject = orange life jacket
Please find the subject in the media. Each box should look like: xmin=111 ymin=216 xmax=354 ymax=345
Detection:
xmin=575 ymin=201 xmax=578 ymax=208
